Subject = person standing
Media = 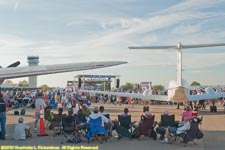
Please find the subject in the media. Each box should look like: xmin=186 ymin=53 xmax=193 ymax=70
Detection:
xmin=0 ymin=93 xmax=6 ymax=140
xmin=34 ymin=92 xmax=46 ymax=132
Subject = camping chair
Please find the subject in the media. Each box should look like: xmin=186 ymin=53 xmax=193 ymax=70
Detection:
xmin=156 ymin=114 xmax=175 ymax=140
xmin=169 ymin=116 xmax=203 ymax=145
xmin=103 ymin=114 xmax=112 ymax=137
xmin=183 ymin=116 xmax=204 ymax=146
xmin=168 ymin=122 xmax=191 ymax=144
xmin=86 ymin=117 xmax=107 ymax=144
xmin=74 ymin=114 xmax=88 ymax=138
xmin=76 ymin=114 xmax=88 ymax=135
xmin=103 ymin=114 xmax=110 ymax=119
xmin=160 ymin=114 xmax=175 ymax=127
xmin=61 ymin=115 xmax=78 ymax=144
xmin=52 ymin=114 xmax=65 ymax=137
xmin=133 ymin=115 xmax=156 ymax=140
xmin=17 ymin=98 xmax=23 ymax=107
xmin=116 ymin=115 xmax=133 ymax=140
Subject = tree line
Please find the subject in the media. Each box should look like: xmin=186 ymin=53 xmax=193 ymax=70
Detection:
xmin=3 ymin=79 xmax=201 ymax=91
xmin=3 ymin=79 xmax=50 ymax=91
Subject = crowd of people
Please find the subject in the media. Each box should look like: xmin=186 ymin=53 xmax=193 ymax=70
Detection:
xmin=0 ymin=88 xmax=204 ymax=144
xmin=0 ymin=88 xmax=91 ymax=140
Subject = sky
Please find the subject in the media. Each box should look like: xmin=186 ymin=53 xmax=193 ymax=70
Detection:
xmin=0 ymin=0 xmax=225 ymax=88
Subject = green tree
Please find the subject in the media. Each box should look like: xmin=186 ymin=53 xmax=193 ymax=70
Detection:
xmin=19 ymin=80 xmax=29 ymax=87
xmin=190 ymin=81 xmax=201 ymax=86
xmin=152 ymin=84 xmax=165 ymax=91
xmin=39 ymin=84 xmax=49 ymax=91
xmin=133 ymin=84 xmax=140 ymax=91
xmin=4 ymin=80 xmax=14 ymax=86
xmin=120 ymin=82 xmax=134 ymax=90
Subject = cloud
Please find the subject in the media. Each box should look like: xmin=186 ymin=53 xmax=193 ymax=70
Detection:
xmin=0 ymin=0 xmax=9 ymax=6
xmin=183 ymin=52 xmax=225 ymax=69
xmin=100 ymin=17 xmax=143 ymax=30
xmin=171 ymin=23 xmax=203 ymax=35
xmin=0 ymin=35 xmax=33 ymax=51
xmin=80 ymin=3 xmax=225 ymax=49
xmin=1 ymin=0 xmax=225 ymax=86
xmin=14 ymin=0 xmax=19 ymax=11
xmin=151 ymin=0 xmax=225 ymax=15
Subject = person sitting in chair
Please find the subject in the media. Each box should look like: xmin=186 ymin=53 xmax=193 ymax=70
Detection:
xmin=52 ymin=108 xmax=65 ymax=136
xmin=98 ymin=106 xmax=114 ymax=136
xmin=154 ymin=109 xmax=174 ymax=140
xmin=163 ymin=109 xmax=169 ymax=116
xmin=99 ymin=106 xmax=106 ymax=115
xmin=53 ymin=108 xmax=64 ymax=120
xmin=158 ymin=109 xmax=174 ymax=127
xmin=133 ymin=106 xmax=152 ymax=127
xmin=160 ymin=106 xmax=194 ymax=144
xmin=88 ymin=107 xmax=109 ymax=127
xmin=182 ymin=105 xmax=193 ymax=121
xmin=13 ymin=117 xmax=32 ymax=140
xmin=86 ymin=106 xmax=108 ymax=141
xmin=67 ymin=108 xmax=74 ymax=116
xmin=120 ymin=108 xmax=129 ymax=117
xmin=58 ymin=108 xmax=64 ymax=115
xmin=141 ymin=110 xmax=152 ymax=120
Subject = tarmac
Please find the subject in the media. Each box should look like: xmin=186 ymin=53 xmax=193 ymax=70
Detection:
xmin=1 ymin=103 xmax=225 ymax=150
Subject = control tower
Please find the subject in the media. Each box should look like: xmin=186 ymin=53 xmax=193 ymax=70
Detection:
xmin=27 ymin=56 xmax=39 ymax=88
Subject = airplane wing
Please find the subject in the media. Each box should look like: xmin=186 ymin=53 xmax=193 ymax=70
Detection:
xmin=0 ymin=61 xmax=127 ymax=79
xmin=129 ymin=43 xmax=225 ymax=50
xmin=79 ymin=90 xmax=169 ymax=101
xmin=188 ymin=87 xmax=225 ymax=101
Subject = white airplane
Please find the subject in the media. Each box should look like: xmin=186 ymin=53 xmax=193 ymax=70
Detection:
xmin=79 ymin=43 xmax=225 ymax=103
xmin=0 ymin=61 xmax=127 ymax=84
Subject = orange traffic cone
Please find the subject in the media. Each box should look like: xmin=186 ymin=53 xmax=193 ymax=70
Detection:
xmin=37 ymin=105 xmax=48 ymax=136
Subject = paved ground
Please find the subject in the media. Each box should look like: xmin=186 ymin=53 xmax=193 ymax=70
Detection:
xmin=1 ymin=103 xmax=225 ymax=150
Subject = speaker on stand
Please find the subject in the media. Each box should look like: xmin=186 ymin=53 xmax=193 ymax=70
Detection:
xmin=78 ymin=77 xmax=82 ymax=89
xmin=116 ymin=78 xmax=120 ymax=88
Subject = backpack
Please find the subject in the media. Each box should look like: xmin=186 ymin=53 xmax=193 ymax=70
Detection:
xmin=14 ymin=110 xmax=19 ymax=115
xmin=20 ymin=109 xmax=26 ymax=115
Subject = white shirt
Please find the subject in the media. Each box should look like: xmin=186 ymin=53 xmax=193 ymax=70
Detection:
xmin=176 ymin=122 xmax=191 ymax=134
xmin=13 ymin=123 xmax=29 ymax=140
xmin=30 ymin=92 xmax=36 ymax=98
xmin=88 ymin=113 xmax=109 ymax=127
xmin=73 ymin=104 xmax=80 ymax=114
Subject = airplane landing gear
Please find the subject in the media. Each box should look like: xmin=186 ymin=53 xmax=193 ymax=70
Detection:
xmin=210 ymin=105 xmax=217 ymax=112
